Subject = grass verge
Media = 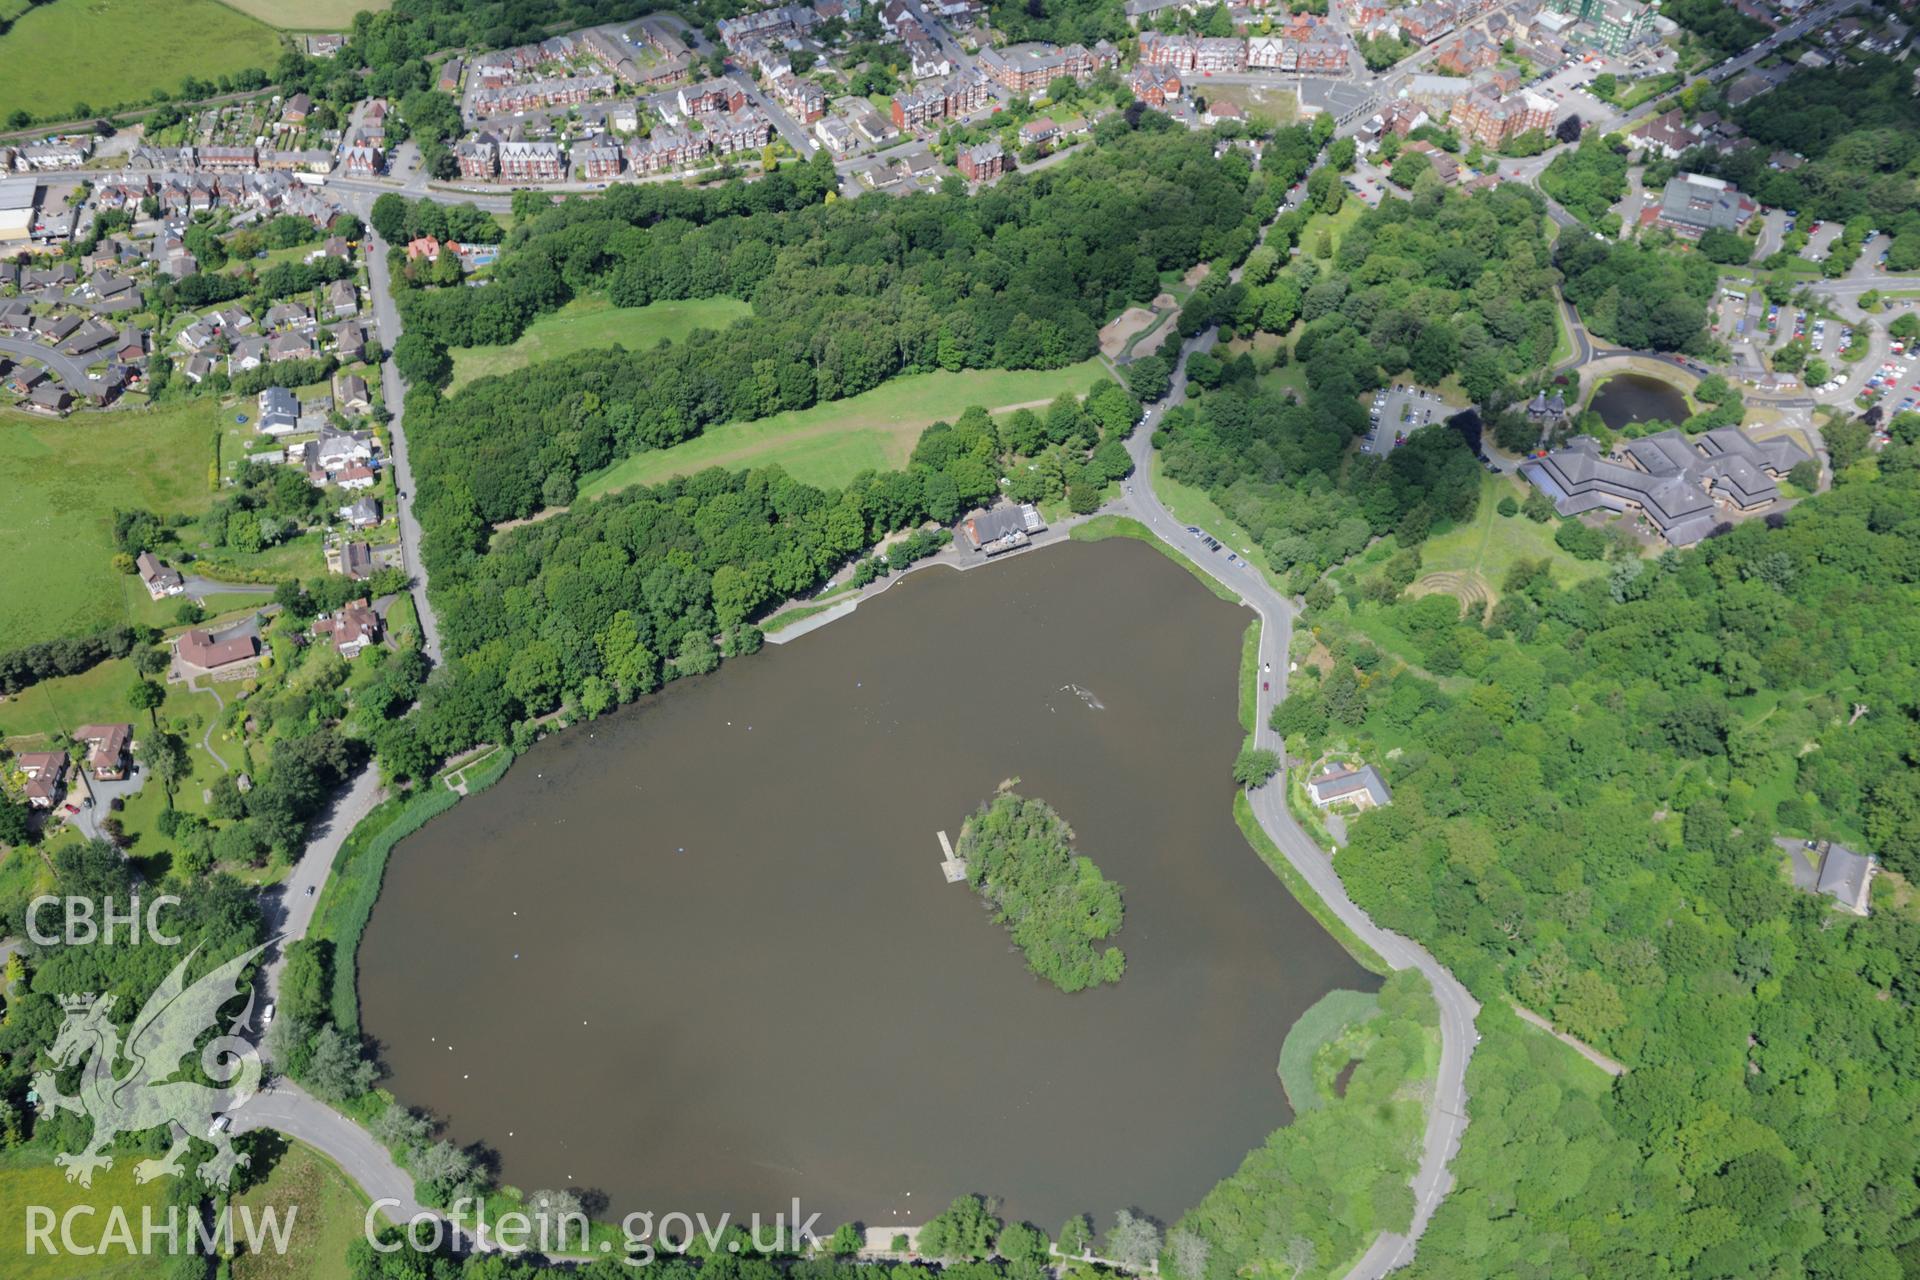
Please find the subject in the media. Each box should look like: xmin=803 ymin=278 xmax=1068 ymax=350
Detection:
xmin=308 ymin=749 xmax=516 ymax=1037
xmin=1237 ymin=791 xmax=1386 ymax=974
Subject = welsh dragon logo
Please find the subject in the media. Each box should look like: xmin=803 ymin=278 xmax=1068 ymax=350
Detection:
xmin=33 ymin=942 xmax=268 ymax=1189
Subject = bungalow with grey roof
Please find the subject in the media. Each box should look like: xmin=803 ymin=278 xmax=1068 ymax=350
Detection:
xmin=1788 ymin=840 xmax=1876 ymax=916
xmin=257 ymin=386 xmax=300 ymax=435
xmin=1307 ymin=763 xmax=1392 ymax=810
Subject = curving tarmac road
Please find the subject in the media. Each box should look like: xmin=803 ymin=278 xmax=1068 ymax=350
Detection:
xmin=1119 ymin=335 xmax=1480 ymax=1280
xmin=0 ymin=334 xmax=96 ymax=392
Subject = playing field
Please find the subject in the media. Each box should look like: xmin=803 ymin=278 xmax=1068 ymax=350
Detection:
xmin=448 ymin=295 xmax=754 ymax=393
xmin=0 ymin=0 xmax=284 ymax=122
xmin=578 ymin=359 xmax=1115 ymax=497
xmin=218 ymin=0 xmax=389 ymax=28
xmin=0 ymin=402 xmax=228 ymax=651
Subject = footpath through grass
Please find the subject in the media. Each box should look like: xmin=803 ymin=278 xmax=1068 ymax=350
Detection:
xmin=0 ymin=0 xmax=283 ymax=121
xmin=0 ymin=402 xmax=231 ymax=650
xmin=579 ymin=359 xmax=1114 ymax=497
xmin=447 ymin=295 xmax=753 ymax=393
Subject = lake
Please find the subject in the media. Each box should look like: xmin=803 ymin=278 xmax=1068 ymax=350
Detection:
xmin=1589 ymin=372 xmax=1690 ymax=431
xmin=358 ymin=538 xmax=1376 ymax=1228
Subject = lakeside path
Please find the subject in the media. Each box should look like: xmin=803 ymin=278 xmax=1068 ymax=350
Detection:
xmin=1117 ymin=333 xmax=1481 ymax=1280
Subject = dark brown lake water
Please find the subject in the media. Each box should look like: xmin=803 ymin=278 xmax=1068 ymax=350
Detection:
xmin=359 ymin=537 xmax=1376 ymax=1228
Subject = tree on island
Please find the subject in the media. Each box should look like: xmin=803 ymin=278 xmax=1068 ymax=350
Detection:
xmin=956 ymin=792 xmax=1127 ymax=992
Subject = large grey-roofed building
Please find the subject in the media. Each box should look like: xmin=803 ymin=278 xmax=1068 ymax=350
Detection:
xmin=1519 ymin=428 xmax=1810 ymax=547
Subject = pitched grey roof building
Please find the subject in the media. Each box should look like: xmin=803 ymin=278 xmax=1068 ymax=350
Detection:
xmin=1519 ymin=428 xmax=1811 ymax=547
xmin=1307 ymin=763 xmax=1392 ymax=810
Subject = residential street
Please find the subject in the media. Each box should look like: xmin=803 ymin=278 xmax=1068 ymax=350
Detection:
xmin=360 ymin=220 xmax=445 ymax=665
xmin=0 ymin=333 xmax=97 ymax=393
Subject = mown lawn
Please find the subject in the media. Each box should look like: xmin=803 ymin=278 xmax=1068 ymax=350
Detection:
xmin=578 ymin=359 xmax=1114 ymax=497
xmin=0 ymin=402 xmax=229 ymax=650
xmin=448 ymin=295 xmax=753 ymax=393
xmin=0 ymin=0 xmax=283 ymax=121
xmin=231 ymin=1137 xmax=371 ymax=1280
xmin=1411 ymin=470 xmax=1612 ymax=597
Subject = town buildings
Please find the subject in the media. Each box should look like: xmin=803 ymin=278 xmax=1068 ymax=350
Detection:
xmin=958 ymin=140 xmax=1006 ymax=182
xmin=976 ymin=41 xmax=1119 ymax=93
xmin=1453 ymin=87 xmax=1556 ymax=148
xmin=1646 ymin=172 xmax=1757 ymax=239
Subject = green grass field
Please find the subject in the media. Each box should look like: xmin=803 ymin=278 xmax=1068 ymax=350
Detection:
xmin=447 ymin=296 xmax=754 ymax=393
xmin=0 ymin=1149 xmax=175 ymax=1279
xmin=218 ymin=0 xmax=388 ymax=29
xmin=0 ymin=0 xmax=284 ymax=121
xmin=0 ymin=402 xmax=233 ymax=651
xmin=0 ymin=657 xmax=142 ymax=744
xmin=578 ymin=359 xmax=1114 ymax=497
xmin=1410 ymin=471 xmax=1612 ymax=602
xmin=231 ymin=1138 xmax=371 ymax=1280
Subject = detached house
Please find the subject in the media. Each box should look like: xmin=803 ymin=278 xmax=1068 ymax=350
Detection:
xmin=174 ymin=623 xmax=263 ymax=681
xmin=312 ymin=599 xmax=382 ymax=658
xmin=258 ymin=386 xmax=300 ymax=435
xmin=73 ymin=724 xmax=134 ymax=781
xmin=1306 ymin=763 xmax=1392 ymax=811
xmin=137 ymin=552 xmax=186 ymax=600
xmin=16 ymin=751 xmax=68 ymax=810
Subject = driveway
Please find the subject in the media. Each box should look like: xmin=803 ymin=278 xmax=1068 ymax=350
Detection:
xmin=231 ymin=1080 xmax=454 ymax=1238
